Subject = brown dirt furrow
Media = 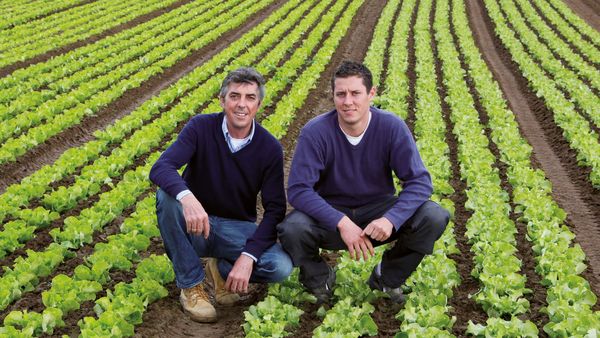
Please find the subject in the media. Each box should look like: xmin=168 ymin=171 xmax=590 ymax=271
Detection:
xmin=466 ymin=0 xmax=600 ymax=295
xmin=0 ymin=0 xmax=195 ymax=78
xmin=0 ymin=0 xmax=287 ymax=193
xmin=404 ymin=0 xmax=419 ymax=131
xmin=134 ymin=0 xmax=386 ymax=337
xmin=559 ymin=0 xmax=600 ymax=33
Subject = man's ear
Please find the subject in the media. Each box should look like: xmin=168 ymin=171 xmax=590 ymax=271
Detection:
xmin=369 ymin=86 xmax=377 ymax=101
xmin=219 ymin=95 xmax=225 ymax=109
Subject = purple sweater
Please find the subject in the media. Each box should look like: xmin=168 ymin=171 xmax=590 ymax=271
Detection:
xmin=288 ymin=107 xmax=432 ymax=231
xmin=149 ymin=113 xmax=286 ymax=258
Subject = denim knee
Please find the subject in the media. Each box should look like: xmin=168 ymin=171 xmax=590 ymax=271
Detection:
xmin=269 ymin=254 xmax=293 ymax=282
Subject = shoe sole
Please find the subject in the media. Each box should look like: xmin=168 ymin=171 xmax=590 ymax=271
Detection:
xmin=183 ymin=308 xmax=218 ymax=323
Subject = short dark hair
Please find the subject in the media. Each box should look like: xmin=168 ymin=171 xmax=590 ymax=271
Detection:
xmin=331 ymin=61 xmax=373 ymax=92
xmin=219 ymin=67 xmax=266 ymax=100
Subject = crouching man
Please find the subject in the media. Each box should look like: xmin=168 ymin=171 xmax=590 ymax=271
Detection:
xmin=278 ymin=61 xmax=449 ymax=304
xmin=149 ymin=67 xmax=292 ymax=322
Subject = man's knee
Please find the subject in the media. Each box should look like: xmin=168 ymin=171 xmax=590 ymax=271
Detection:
xmin=422 ymin=201 xmax=450 ymax=239
xmin=407 ymin=201 xmax=450 ymax=248
xmin=156 ymin=189 xmax=185 ymax=232
xmin=270 ymin=254 xmax=293 ymax=282
xmin=277 ymin=210 xmax=315 ymax=241
xmin=156 ymin=189 xmax=180 ymax=213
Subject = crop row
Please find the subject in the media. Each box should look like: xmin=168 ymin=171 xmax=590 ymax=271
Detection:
xmin=511 ymin=0 xmax=600 ymax=92
xmin=0 ymin=0 xmax=310 ymax=311
xmin=0 ymin=0 xmax=181 ymax=68
xmin=0 ymin=0 xmax=360 ymax=333
xmin=483 ymin=0 xmax=600 ymax=188
xmin=0 ymin=0 xmax=349 ymax=320
xmin=452 ymin=0 xmax=600 ymax=335
xmin=0 ymin=0 xmax=274 ymax=165
xmin=0 ymin=0 xmax=303 ymax=224
xmin=0 ymin=151 xmax=160 ymax=312
xmin=2 ymin=3 xmax=330 ymax=333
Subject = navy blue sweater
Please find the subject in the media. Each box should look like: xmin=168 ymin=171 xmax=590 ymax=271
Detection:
xmin=288 ymin=107 xmax=433 ymax=231
xmin=149 ymin=113 xmax=286 ymax=258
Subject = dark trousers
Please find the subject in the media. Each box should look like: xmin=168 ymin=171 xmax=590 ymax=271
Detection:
xmin=277 ymin=197 xmax=449 ymax=289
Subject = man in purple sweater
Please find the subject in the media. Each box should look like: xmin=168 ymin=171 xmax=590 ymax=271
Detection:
xmin=149 ymin=68 xmax=292 ymax=323
xmin=278 ymin=61 xmax=449 ymax=304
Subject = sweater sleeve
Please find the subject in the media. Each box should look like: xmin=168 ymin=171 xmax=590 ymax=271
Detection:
xmin=149 ymin=118 xmax=199 ymax=198
xmin=383 ymin=120 xmax=433 ymax=230
xmin=287 ymin=131 xmax=345 ymax=232
xmin=243 ymin=143 xmax=286 ymax=258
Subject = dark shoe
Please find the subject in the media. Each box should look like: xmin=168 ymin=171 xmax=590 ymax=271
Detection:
xmin=306 ymin=266 xmax=336 ymax=304
xmin=368 ymin=267 xmax=405 ymax=304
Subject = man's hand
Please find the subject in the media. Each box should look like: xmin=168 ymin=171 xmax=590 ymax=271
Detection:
xmin=362 ymin=217 xmax=394 ymax=242
xmin=225 ymin=255 xmax=254 ymax=293
xmin=337 ymin=216 xmax=374 ymax=261
xmin=180 ymin=194 xmax=210 ymax=238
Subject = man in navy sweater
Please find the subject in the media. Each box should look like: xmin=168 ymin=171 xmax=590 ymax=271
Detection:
xmin=149 ymin=68 xmax=292 ymax=323
xmin=278 ymin=61 xmax=449 ymax=304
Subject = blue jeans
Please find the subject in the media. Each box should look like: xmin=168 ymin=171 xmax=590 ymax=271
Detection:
xmin=156 ymin=189 xmax=293 ymax=289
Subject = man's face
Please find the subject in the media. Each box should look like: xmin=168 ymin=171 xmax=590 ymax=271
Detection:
xmin=333 ymin=76 xmax=375 ymax=131
xmin=220 ymin=82 xmax=261 ymax=138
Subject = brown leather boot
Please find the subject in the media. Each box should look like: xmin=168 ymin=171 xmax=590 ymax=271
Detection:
xmin=205 ymin=258 xmax=240 ymax=306
xmin=180 ymin=282 xmax=217 ymax=322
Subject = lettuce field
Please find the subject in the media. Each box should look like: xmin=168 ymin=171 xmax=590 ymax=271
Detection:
xmin=0 ymin=0 xmax=599 ymax=336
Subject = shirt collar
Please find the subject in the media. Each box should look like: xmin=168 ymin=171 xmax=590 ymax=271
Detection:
xmin=222 ymin=114 xmax=255 ymax=152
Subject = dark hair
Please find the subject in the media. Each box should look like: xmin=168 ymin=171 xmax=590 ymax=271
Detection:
xmin=219 ymin=67 xmax=266 ymax=100
xmin=331 ymin=61 xmax=373 ymax=92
